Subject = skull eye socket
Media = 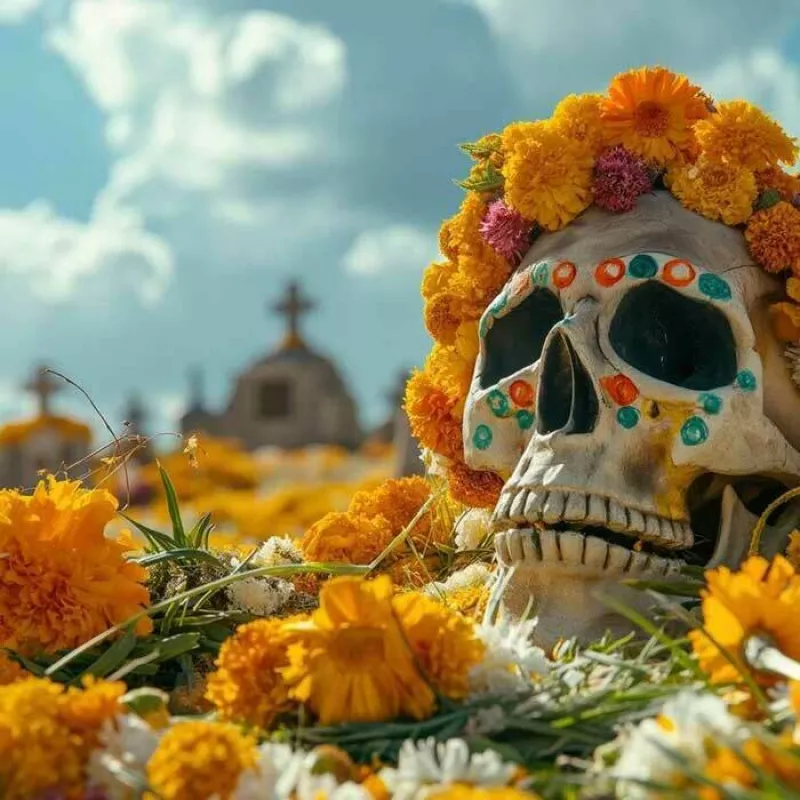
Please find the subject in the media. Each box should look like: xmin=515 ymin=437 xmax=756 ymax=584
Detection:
xmin=609 ymin=281 xmax=737 ymax=390
xmin=480 ymin=289 xmax=562 ymax=389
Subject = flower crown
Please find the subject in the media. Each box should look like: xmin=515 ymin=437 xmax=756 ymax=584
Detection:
xmin=405 ymin=65 xmax=800 ymax=509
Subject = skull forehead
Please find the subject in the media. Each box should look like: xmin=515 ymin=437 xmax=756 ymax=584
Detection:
xmin=519 ymin=191 xmax=779 ymax=310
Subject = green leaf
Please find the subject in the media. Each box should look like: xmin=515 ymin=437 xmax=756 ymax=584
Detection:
xmin=458 ymin=135 xmax=500 ymax=159
xmin=187 ymin=512 xmax=214 ymax=550
xmin=84 ymin=627 xmax=138 ymax=678
xmin=151 ymin=632 xmax=201 ymax=662
xmin=159 ymin=465 xmax=187 ymax=546
xmin=455 ymin=162 xmax=504 ymax=193
xmin=755 ymin=187 xmax=782 ymax=211
xmin=120 ymin=513 xmax=175 ymax=552
xmin=134 ymin=549 xmax=225 ymax=568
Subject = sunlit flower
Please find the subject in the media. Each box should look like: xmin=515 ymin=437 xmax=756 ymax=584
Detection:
xmin=455 ymin=510 xmax=493 ymax=552
xmin=552 ymin=93 xmax=605 ymax=157
xmin=205 ymin=617 xmax=298 ymax=730
xmin=502 ymin=121 xmax=594 ymax=230
xmin=667 ymin=155 xmax=757 ymax=225
xmin=689 ymin=555 xmax=800 ymax=686
xmin=422 ymin=260 xmax=458 ymax=301
xmin=253 ymin=535 xmax=303 ymax=567
xmin=447 ymin=462 xmax=504 ymax=509
xmin=601 ymin=67 xmax=708 ymax=165
xmin=430 ymin=789 xmax=540 ymax=799
xmin=301 ymin=512 xmax=394 ymax=565
xmin=424 ymin=343 xmax=475 ymax=416
xmin=746 ymin=201 xmax=800 ymax=276
xmin=232 ymin=741 xmax=305 ymax=800
xmin=695 ymin=100 xmax=798 ymax=171
xmin=425 ymin=294 xmax=462 ymax=345
xmin=425 ymin=563 xmax=493 ymax=620
xmin=146 ymin=720 xmax=257 ymax=800
xmin=405 ymin=371 xmax=464 ymax=461
xmin=282 ymin=576 xmax=436 ymax=724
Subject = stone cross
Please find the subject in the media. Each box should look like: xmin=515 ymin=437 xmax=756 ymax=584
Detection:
xmin=272 ymin=280 xmax=314 ymax=345
xmin=25 ymin=366 xmax=61 ymax=416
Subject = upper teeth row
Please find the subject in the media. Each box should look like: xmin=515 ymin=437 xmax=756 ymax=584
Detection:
xmin=492 ymin=488 xmax=692 ymax=550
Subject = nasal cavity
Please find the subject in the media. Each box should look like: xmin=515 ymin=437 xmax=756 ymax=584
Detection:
xmin=536 ymin=332 xmax=599 ymax=435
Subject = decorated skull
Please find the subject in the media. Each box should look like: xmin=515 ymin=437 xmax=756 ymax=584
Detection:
xmin=464 ymin=191 xmax=800 ymax=647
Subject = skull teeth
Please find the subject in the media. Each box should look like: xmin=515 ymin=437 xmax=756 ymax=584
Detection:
xmin=496 ymin=528 xmax=682 ymax=576
xmin=492 ymin=488 xmax=692 ymax=550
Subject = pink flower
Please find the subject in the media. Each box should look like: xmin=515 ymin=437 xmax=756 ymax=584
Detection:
xmin=592 ymin=146 xmax=652 ymax=213
xmin=479 ymin=199 xmax=533 ymax=264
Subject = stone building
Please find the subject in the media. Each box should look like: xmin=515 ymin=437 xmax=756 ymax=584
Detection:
xmin=180 ymin=280 xmax=363 ymax=451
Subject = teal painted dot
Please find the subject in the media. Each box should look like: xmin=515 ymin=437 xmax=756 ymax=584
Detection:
xmin=681 ymin=416 xmax=709 ymax=446
xmin=629 ymin=253 xmax=658 ymax=279
xmin=698 ymin=273 xmax=732 ymax=301
xmin=532 ymin=262 xmax=549 ymax=286
xmin=617 ymin=406 xmax=640 ymax=429
xmin=699 ymin=393 xmax=723 ymax=415
xmin=735 ymin=369 xmax=757 ymax=392
xmin=487 ymin=390 xmax=510 ymax=417
xmin=490 ymin=295 xmax=508 ymax=315
xmin=473 ymin=424 xmax=493 ymax=450
xmin=516 ymin=409 xmax=535 ymax=430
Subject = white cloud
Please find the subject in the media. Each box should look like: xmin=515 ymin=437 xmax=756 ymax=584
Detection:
xmin=343 ymin=224 xmax=439 ymax=277
xmin=0 ymin=0 xmax=40 ymax=24
xmin=0 ymin=200 xmax=173 ymax=304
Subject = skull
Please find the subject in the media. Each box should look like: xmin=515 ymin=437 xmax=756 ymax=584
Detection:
xmin=464 ymin=191 xmax=800 ymax=647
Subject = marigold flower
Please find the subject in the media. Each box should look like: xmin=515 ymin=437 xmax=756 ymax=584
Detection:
xmin=502 ymin=121 xmax=594 ymax=230
xmin=431 ymin=788 xmax=539 ymax=799
xmin=479 ymin=199 xmax=533 ymax=264
xmin=146 ymin=720 xmax=257 ymax=800
xmin=404 ymin=371 xmax=465 ymax=461
xmin=0 ymin=477 xmax=152 ymax=655
xmin=770 ymin=302 xmax=800 ymax=343
xmin=282 ymin=576 xmax=436 ymax=724
xmin=454 ymin=253 xmax=514 ymax=304
xmin=695 ymin=100 xmax=798 ymax=171
xmin=745 ymin=202 xmax=800 ymax=276
xmin=592 ymin=145 xmax=652 ymax=213
xmin=689 ymin=555 xmax=800 ymax=686
xmin=787 ymin=530 xmax=800 ymax=570
xmin=425 ymin=342 xmax=475 ymax=415
xmin=0 ymin=652 xmax=26 ymax=686
xmin=552 ymin=92 xmax=605 ymax=157
xmin=755 ymin=166 xmax=800 ymax=203
xmin=447 ymin=461 xmax=504 ymax=509
xmin=667 ymin=156 xmax=757 ymax=225
xmin=301 ymin=511 xmax=394 ymax=565
xmin=424 ymin=294 xmax=462 ymax=344
xmin=205 ymin=617 xmax=299 ymax=729
xmin=439 ymin=193 xmax=496 ymax=262
xmin=422 ymin=260 xmax=458 ymax=301
xmin=349 ymin=476 xmax=432 ymax=541
xmin=601 ymin=66 xmax=708 ymax=166
xmin=393 ymin=592 xmax=485 ymax=700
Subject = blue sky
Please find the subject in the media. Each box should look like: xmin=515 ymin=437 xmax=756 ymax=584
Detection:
xmin=0 ymin=0 xmax=797 ymax=443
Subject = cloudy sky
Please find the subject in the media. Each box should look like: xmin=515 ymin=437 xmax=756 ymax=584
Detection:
xmin=0 ymin=0 xmax=798 ymax=441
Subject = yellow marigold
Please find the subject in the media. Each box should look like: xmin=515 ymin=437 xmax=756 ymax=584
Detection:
xmin=601 ymin=66 xmax=708 ymax=166
xmin=60 ymin=676 xmax=126 ymax=747
xmin=695 ymin=100 xmax=798 ymax=171
xmin=787 ymin=530 xmax=800 ymax=570
xmin=439 ymin=193 xmax=492 ymax=261
xmin=301 ymin=511 xmax=394 ymax=565
xmin=282 ymin=576 xmax=436 ymax=724
xmin=502 ymin=121 xmax=593 ymax=230
xmin=770 ymin=302 xmax=800 ymax=343
xmin=432 ymin=788 xmax=540 ymax=799
xmin=0 ymin=652 xmax=26 ymax=686
xmin=393 ymin=591 xmax=485 ymax=700
xmin=666 ymin=156 xmax=757 ymax=225
xmin=424 ymin=294 xmax=461 ymax=345
xmin=689 ymin=555 xmax=800 ymax=686
xmin=0 ymin=477 xmax=152 ymax=655
xmin=453 ymin=253 xmax=514 ymax=307
xmin=552 ymin=93 xmax=605 ymax=157
xmin=454 ymin=319 xmax=480 ymax=364
xmin=745 ymin=201 xmax=800 ymax=276
xmin=425 ymin=342 xmax=475 ymax=414
xmin=756 ymin=166 xmax=800 ymax=202
xmin=404 ymin=371 xmax=464 ymax=461
xmin=422 ymin=260 xmax=458 ymax=301
xmin=447 ymin=461 xmax=504 ymax=509
xmin=205 ymin=617 xmax=299 ymax=729
xmin=147 ymin=720 xmax=257 ymax=800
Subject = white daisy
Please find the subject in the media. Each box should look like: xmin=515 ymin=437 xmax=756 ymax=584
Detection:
xmin=225 ymin=575 xmax=294 ymax=616
xmin=424 ymin=563 xmax=492 ymax=599
xmin=454 ymin=509 xmax=493 ymax=552
xmin=254 ymin=536 xmax=304 ymax=567
xmin=233 ymin=742 xmax=305 ymax=800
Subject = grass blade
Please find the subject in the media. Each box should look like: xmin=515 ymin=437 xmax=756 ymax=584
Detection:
xmin=159 ymin=465 xmax=187 ymax=546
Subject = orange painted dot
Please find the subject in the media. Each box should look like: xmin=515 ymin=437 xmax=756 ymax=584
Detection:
xmin=595 ymin=258 xmax=626 ymax=287
xmin=552 ymin=261 xmax=577 ymax=289
xmin=600 ymin=374 xmax=639 ymax=406
xmin=662 ymin=259 xmax=696 ymax=287
xmin=510 ymin=271 xmax=531 ymax=297
xmin=510 ymin=380 xmax=535 ymax=407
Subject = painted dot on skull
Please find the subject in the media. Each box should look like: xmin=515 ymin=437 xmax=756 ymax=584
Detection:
xmin=487 ymin=389 xmax=510 ymax=417
xmin=628 ymin=253 xmax=658 ymax=279
xmin=473 ymin=424 xmax=493 ymax=450
xmin=662 ymin=259 xmax=696 ymax=287
xmin=595 ymin=258 xmax=626 ymax=287
xmin=600 ymin=374 xmax=639 ymax=406
xmin=681 ymin=416 xmax=709 ymax=446
xmin=735 ymin=369 xmax=757 ymax=392
xmin=516 ymin=409 xmax=535 ymax=430
xmin=552 ymin=261 xmax=577 ymax=289
xmin=532 ymin=262 xmax=550 ymax=286
xmin=510 ymin=270 xmax=532 ymax=298
xmin=489 ymin=294 xmax=508 ymax=316
xmin=617 ymin=406 xmax=639 ymax=429
xmin=509 ymin=380 xmax=535 ymax=407
xmin=698 ymin=273 xmax=732 ymax=301
xmin=699 ymin=392 xmax=723 ymax=415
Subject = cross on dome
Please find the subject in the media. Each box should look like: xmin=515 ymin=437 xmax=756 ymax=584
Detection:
xmin=272 ymin=280 xmax=315 ymax=349
xmin=24 ymin=366 xmax=61 ymax=417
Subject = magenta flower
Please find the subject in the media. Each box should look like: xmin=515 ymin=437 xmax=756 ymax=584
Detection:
xmin=479 ymin=199 xmax=533 ymax=264
xmin=592 ymin=146 xmax=652 ymax=213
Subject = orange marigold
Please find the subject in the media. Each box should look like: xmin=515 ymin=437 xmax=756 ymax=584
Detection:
xmin=452 ymin=253 xmax=513 ymax=307
xmin=393 ymin=591 xmax=485 ymax=700
xmin=0 ymin=652 xmax=26 ymax=686
xmin=439 ymin=193 xmax=492 ymax=261
xmin=601 ymin=66 xmax=708 ymax=166
xmin=755 ymin=166 xmax=800 ymax=202
xmin=745 ymin=201 xmax=800 ymax=275
xmin=349 ymin=476 xmax=433 ymax=542
xmin=404 ymin=371 xmax=464 ymax=461
xmin=552 ymin=93 xmax=605 ymax=157
xmin=0 ymin=477 xmax=152 ymax=655
xmin=424 ymin=294 xmax=461 ymax=345
xmin=425 ymin=342 xmax=475 ymax=414
xmin=301 ymin=511 xmax=394 ymax=565
xmin=447 ymin=461 xmax=504 ymax=509
xmin=666 ymin=156 xmax=757 ymax=225
xmin=695 ymin=100 xmax=798 ymax=172
xmin=770 ymin=302 xmax=800 ymax=343
xmin=205 ymin=617 xmax=298 ymax=729
xmin=422 ymin=260 xmax=457 ymax=301
xmin=502 ymin=120 xmax=593 ymax=230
